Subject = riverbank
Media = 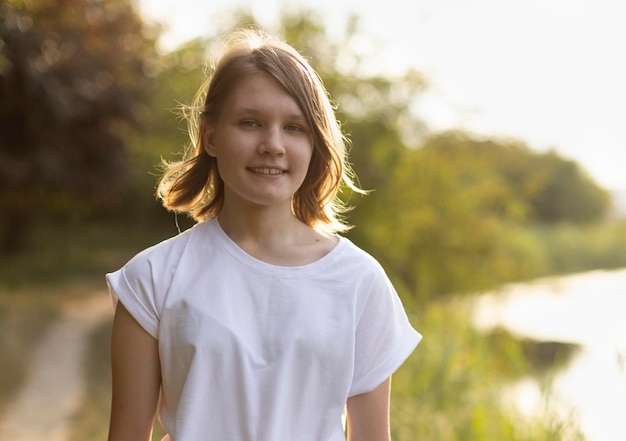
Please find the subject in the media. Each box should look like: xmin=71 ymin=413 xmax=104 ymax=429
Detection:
xmin=474 ymin=268 xmax=626 ymax=441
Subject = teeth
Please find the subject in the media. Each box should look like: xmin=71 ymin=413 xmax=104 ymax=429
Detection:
xmin=251 ymin=168 xmax=283 ymax=175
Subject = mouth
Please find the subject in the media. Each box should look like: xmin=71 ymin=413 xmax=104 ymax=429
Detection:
xmin=248 ymin=167 xmax=286 ymax=175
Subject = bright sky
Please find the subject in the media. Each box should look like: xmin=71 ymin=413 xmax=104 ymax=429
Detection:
xmin=137 ymin=0 xmax=626 ymax=191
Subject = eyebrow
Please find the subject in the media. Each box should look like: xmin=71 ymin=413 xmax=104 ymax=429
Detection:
xmin=233 ymin=107 xmax=307 ymax=121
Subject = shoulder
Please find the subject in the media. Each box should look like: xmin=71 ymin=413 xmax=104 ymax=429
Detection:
xmin=108 ymin=221 xmax=211 ymax=297
xmin=123 ymin=221 xmax=210 ymax=275
xmin=337 ymin=237 xmax=385 ymax=271
xmin=329 ymin=237 xmax=391 ymax=287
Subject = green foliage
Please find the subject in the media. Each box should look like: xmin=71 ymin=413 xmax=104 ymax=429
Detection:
xmin=0 ymin=217 xmax=175 ymax=288
xmin=124 ymin=38 xmax=208 ymax=218
xmin=418 ymin=132 xmax=611 ymax=225
xmin=348 ymin=135 xmax=537 ymax=300
xmin=0 ymin=0 xmax=159 ymax=253
xmin=347 ymin=130 xmax=613 ymax=300
xmin=529 ymin=220 xmax=626 ymax=274
xmin=529 ymin=151 xmax=610 ymax=223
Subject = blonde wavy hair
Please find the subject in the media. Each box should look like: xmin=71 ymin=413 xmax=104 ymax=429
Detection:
xmin=157 ymin=28 xmax=362 ymax=234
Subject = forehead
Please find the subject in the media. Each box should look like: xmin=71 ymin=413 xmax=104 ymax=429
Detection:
xmin=222 ymin=72 xmax=304 ymax=115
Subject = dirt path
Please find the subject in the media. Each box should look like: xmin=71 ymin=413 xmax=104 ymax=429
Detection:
xmin=0 ymin=292 xmax=112 ymax=441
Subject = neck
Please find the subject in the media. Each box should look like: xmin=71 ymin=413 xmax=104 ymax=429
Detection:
xmin=217 ymin=202 xmax=304 ymax=246
xmin=216 ymin=203 xmax=336 ymax=267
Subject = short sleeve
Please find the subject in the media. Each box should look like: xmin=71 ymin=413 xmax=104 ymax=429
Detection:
xmin=349 ymin=267 xmax=421 ymax=396
xmin=106 ymin=234 xmax=186 ymax=339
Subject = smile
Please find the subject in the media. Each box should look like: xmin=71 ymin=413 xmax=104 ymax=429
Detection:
xmin=248 ymin=167 xmax=286 ymax=175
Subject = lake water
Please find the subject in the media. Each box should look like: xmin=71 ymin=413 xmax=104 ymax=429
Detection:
xmin=473 ymin=268 xmax=626 ymax=441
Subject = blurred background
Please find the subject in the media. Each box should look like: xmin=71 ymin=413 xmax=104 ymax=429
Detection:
xmin=1 ymin=0 xmax=625 ymax=440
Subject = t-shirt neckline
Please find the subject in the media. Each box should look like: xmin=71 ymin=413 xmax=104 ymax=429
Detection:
xmin=207 ymin=218 xmax=346 ymax=277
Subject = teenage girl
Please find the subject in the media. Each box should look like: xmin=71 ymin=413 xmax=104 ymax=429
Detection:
xmin=107 ymin=28 xmax=421 ymax=441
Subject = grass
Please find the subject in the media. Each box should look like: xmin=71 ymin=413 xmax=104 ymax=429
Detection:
xmin=68 ymin=319 xmax=112 ymax=441
xmin=0 ymin=215 xmax=180 ymax=288
xmin=68 ymin=319 xmax=168 ymax=441
xmin=390 ymin=299 xmax=584 ymax=441
xmin=0 ymin=287 xmax=58 ymax=414
xmin=529 ymin=220 xmax=626 ymax=277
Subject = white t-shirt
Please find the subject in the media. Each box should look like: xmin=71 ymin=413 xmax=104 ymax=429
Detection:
xmin=106 ymin=218 xmax=421 ymax=441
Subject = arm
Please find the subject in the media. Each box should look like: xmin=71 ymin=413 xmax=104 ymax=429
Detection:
xmin=345 ymin=377 xmax=392 ymax=441
xmin=108 ymin=302 xmax=162 ymax=441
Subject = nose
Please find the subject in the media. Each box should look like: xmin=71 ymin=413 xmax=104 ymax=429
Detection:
xmin=258 ymin=126 xmax=285 ymax=156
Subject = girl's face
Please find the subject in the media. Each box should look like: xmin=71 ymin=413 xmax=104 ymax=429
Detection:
xmin=205 ymin=72 xmax=314 ymax=214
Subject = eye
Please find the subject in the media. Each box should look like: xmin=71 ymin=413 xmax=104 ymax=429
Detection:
xmin=240 ymin=119 xmax=260 ymax=128
xmin=285 ymin=123 xmax=305 ymax=132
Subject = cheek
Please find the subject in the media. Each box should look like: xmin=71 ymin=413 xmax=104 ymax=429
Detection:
xmin=301 ymin=141 xmax=315 ymax=167
xmin=216 ymin=156 xmax=242 ymax=181
xmin=299 ymin=149 xmax=318 ymax=185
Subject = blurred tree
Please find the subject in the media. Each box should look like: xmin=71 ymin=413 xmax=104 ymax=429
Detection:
xmin=353 ymin=134 xmax=537 ymax=300
xmin=125 ymin=37 xmax=207 ymax=224
xmin=420 ymin=131 xmax=611 ymax=224
xmin=365 ymin=130 xmax=610 ymax=299
xmin=529 ymin=150 xmax=610 ymax=223
xmin=0 ymin=0 xmax=158 ymax=253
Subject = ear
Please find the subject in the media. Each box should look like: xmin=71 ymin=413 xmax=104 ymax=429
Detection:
xmin=203 ymin=126 xmax=217 ymax=157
